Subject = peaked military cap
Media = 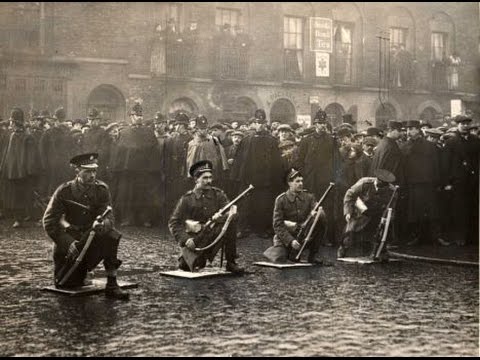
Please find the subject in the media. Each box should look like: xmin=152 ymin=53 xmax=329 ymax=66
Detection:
xmin=189 ymin=160 xmax=213 ymax=178
xmin=366 ymin=127 xmax=382 ymax=137
xmin=70 ymin=153 xmax=99 ymax=169
xmin=420 ymin=121 xmax=432 ymax=128
xmin=374 ymin=169 xmax=396 ymax=183
xmin=286 ymin=168 xmax=302 ymax=183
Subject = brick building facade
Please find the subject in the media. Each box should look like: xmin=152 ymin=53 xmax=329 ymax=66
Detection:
xmin=0 ymin=2 xmax=478 ymax=129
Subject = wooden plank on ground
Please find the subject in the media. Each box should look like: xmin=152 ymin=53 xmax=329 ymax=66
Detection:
xmin=160 ymin=268 xmax=233 ymax=279
xmin=253 ymin=261 xmax=314 ymax=269
xmin=42 ymin=279 xmax=138 ymax=296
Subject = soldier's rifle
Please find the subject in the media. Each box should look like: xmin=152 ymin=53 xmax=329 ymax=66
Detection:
xmin=56 ymin=206 xmax=113 ymax=286
xmin=294 ymin=182 xmax=335 ymax=261
xmin=371 ymin=185 xmax=399 ymax=261
xmin=182 ymin=184 xmax=254 ymax=271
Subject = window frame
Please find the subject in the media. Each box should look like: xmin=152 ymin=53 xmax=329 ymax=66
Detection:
xmin=215 ymin=7 xmax=241 ymax=32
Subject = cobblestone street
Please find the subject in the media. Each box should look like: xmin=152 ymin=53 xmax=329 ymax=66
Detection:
xmin=0 ymin=220 xmax=478 ymax=356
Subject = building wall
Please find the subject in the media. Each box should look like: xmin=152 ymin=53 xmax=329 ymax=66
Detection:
xmin=0 ymin=2 xmax=478 ymax=126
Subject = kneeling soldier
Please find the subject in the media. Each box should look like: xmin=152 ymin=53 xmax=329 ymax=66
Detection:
xmin=43 ymin=153 xmax=129 ymax=300
xmin=263 ymin=169 xmax=326 ymax=264
xmin=168 ymin=160 xmax=244 ymax=273
xmin=338 ymin=169 xmax=398 ymax=259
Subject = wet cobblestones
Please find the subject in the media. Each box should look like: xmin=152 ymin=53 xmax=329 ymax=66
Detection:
xmin=0 ymin=220 xmax=478 ymax=356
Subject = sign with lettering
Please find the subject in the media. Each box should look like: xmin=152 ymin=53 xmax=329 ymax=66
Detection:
xmin=297 ymin=115 xmax=311 ymax=127
xmin=315 ymin=52 xmax=330 ymax=77
xmin=450 ymin=99 xmax=463 ymax=117
xmin=310 ymin=17 xmax=333 ymax=53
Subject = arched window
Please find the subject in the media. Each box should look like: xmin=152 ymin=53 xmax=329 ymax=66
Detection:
xmin=87 ymin=85 xmax=125 ymax=122
xmin=325 ymin=102 xmax=345 ymax=127
xmin=169 ymin=97 xmax=198 ymax=118
xmin=270 ymin=98 xmax=296 ymax=124
xmin=230 ymin=96 xmax=257 ymax=122
xmin=420 ymin=106 xmax=442 ymax=126
xmin=375 ymin=103 xmax=397 ymax=129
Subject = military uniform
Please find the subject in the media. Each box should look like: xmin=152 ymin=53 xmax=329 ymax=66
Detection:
xmin=43 ymin=171 xmax=122 ymax=288
xmin=168 ymin=185 xmax=237 ymax=268
xmin=267 ymin=189 xmax=325 ymax=262
xmin=340 ymin=175 xmax=397 ymax=257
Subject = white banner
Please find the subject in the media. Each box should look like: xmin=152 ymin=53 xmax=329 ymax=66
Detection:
xmin=315 ymin=52 xmax=329 ymax=77
xmin=297 ymin=115 xmax=311 ymax=127
xmin=310 ymin=17 xmax=333 ymax=52
xmin=450 ymin=99 xmax=463 ymax=117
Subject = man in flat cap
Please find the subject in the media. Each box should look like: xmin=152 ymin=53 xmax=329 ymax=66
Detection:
xmin=263 ymin=168 xmax=327 ymax=264
xmin=186 ymin=115 xmax=229 ymax=183
xmin=338 ymin=169 xmax=398 ymax=259
xmin=354 ymin=136 xmax=377 ymax=181
xmin=400 ymin=120 xmax=446 ymax=246
xmin=442 ymin=115 xmax=480 ymax=245
xmin=296 ymin=109 xmax=342 ymax=245
xmin=168 ymin=160 xmax=244 ymax=273
xmin=42 ymin=152 xmax=129 ymax=300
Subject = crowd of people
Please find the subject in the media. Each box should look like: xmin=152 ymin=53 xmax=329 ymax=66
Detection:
xmin=0 ymin=102 xmax=478 ymax=251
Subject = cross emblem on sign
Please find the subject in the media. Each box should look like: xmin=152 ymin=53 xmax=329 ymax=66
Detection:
xmin=318 ymin=58 xmax=327 ymax=71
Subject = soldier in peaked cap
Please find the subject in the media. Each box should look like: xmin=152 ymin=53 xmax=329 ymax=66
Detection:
xmin=263 ymin=168 xmax=327 ymax=264
xmin=338 ymin=169 xmax=398 ymax=259
xmin=42 ymin=152 xmax=129 ymax=300
xmin=168 ymin=160 xmax=244 ymax=273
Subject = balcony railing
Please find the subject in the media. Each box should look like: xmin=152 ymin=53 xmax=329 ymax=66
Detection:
xmin=165 ymin=43 xmax=191 ymax=78
xmin=431 ymin=61 xmax=448 ymax=92
xmin=215 ymin=46 xmax=248 ymax=80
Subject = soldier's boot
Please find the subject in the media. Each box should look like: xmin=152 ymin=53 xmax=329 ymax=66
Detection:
xmin=226 ymin=262 xmax=244 ymax=274
xmin=105 ymin=276 xmax=130 ymax=301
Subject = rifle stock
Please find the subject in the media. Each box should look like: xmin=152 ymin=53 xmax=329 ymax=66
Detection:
xmin=295 ymin=182 xmax=334 ymax=249
xmin=370 ymin=186 xmax=399 ymax=260
xmin=56 ymin=206 xmax=113 ymax=286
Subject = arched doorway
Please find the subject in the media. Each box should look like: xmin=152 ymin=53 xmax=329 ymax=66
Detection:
xmin=270 ymin=98 xmax=296 ymax=124
xmin=420 ymin=106 xmax=442 ymax=126
xmin=169 ymin=97 xmax=198 ymax=119
xmin=87 ymin=85 xmax=125 ymax=122
xmin=230 ymin=96 xmax=257 ymax=122
xmin=375 ymin=103 xmax=397 ymax=129
xmin=325 ymin=102 xmax=345 ymax=127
